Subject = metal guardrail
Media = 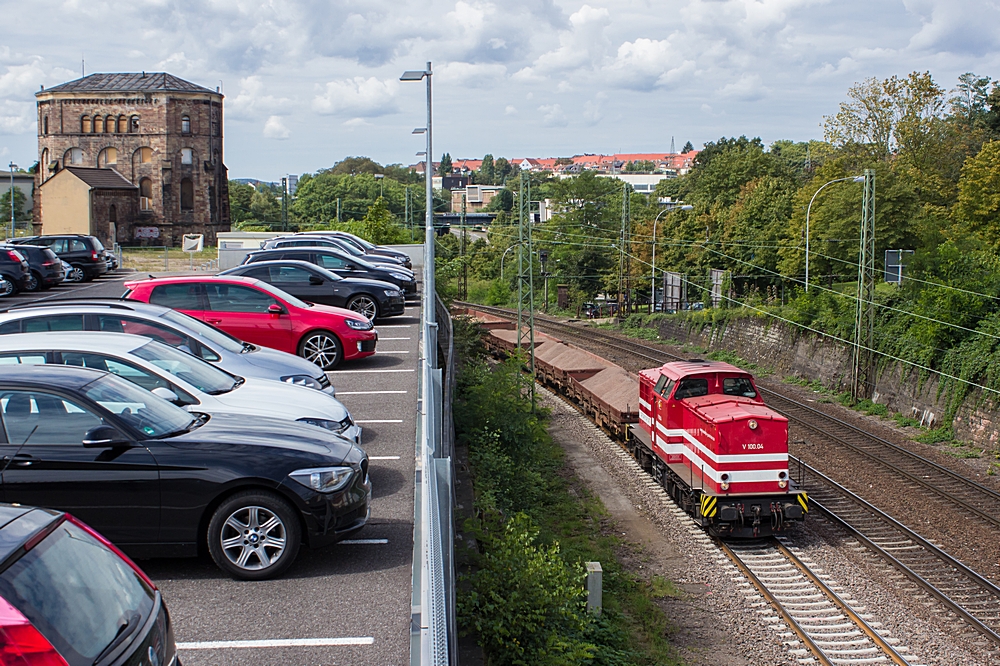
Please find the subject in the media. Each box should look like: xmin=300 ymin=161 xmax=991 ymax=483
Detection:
xmin=411 ymin=255 xmax=456 ymax=664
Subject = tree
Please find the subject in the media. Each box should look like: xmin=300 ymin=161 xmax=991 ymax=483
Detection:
xmin=327 ymin=156 xmax=384 ymax=176
xmin=681 ymin=141 xmax=694 ymax=154
xmin=953 ymin=140 xmax=1000 ymax=250
xmin=486 ymin=188 xmax=514 ymax=212
xmin=950 ymin=72 xmax=992 ymax=125
xmin=478 ymin=154 xmax=495 ymax=185
xmin=0 ymin=186 xmax=29 ymax=223
xmin=438 ymin=153 xmax=453 ymax=177
xmin=361 ymin=196 xmax=398 ymax=244
xmin=686 ymin=136 xmax=787 ymax=208
xmin=228 ymin=181 xmax=255 ymax=225
xmin=250 ymin=188 xmax=280 ymax=224
xmin=494 ymin=157 xmax=512 ymax=184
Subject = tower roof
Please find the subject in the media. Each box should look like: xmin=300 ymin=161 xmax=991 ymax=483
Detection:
xmin=61 ymin=167 xmax=137 ymax=189
xmin=40 ymin=73 xmax=218 ymax=96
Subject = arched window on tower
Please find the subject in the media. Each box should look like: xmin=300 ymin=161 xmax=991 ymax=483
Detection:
xmin=180 ymin=148 xmax=193 ymax=165
xmin=64 ymin=148 xmax=83 ymax=165
xmin=40 ymin=149 xmax=49 ymax=179
xmin=81 ymin=116 xmax=91 ymax=133
xmin=129 ymin=115 xmax=140 ymax=133
xmin=139 ymin=178 xmax=153 ymax=212
xmin=98 ymin=147 xmax=117 ymax=167
xmin=181 ymin=115 xmax=191 ymax=134
xmin=180 ymin=178 xmax=194 ymax=210
xmin=93 ymin=116 xmax=104 ymax=133
xmin=43 ymin=116 xmax=48 ymax=135
xmin=136 ymin=147 xmax=153 ymax=164
xmin=117 ymin=115 xmax=127 ymax=133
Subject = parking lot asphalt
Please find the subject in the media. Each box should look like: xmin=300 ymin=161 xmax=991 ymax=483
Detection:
xmin=3 ymin=270 xmax=421 ymax=665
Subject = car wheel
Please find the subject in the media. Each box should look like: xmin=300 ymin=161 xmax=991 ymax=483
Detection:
xmin=347 ymin=295 xmax=379 ymax=321
xmin=66 ymin=266 xmax=86 ymax=283
xmin=298 ymin=330 xmax=343 ymax=370
xmin=0 ymin=276 xmax=16 ymax=297
xmin=207 ymin=491 xmax=301 ymax=581
xmin=23 ymin=271 xmax=40 ymax=292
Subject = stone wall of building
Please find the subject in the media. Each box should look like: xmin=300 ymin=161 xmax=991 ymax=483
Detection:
xmin=35 ymin=84 xmax=229 ymax=245
xmin=649 ymin=316 xmax=1000 ymax=449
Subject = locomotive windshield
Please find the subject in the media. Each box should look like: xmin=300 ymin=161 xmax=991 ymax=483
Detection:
xmin=723 ymin=377 xmax=757 ymax=398
xmin=653 ymin=374 xmax=675 ymax=397
xmin=674 ymin=378 xmax=708 ymax=399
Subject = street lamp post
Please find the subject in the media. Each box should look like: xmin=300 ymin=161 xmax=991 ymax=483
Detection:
xmin=8 ymin=162 xmax=17 ymax=239
xmin=650 ymin=204 xmax=693 ymax=311
xmin=805 ymin=175 xmax=864 ymax=291
xmin=374 ymin=173 xmax=384 ymax=199
xmin=400 ymin=63 xmax=434 ymax=324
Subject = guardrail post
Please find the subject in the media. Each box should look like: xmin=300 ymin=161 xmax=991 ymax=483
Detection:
xmin=586 ymin=562 xmax=603 ymax=614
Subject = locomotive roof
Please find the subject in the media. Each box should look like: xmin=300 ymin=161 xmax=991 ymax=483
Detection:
xmin=686 ymin=395 xmax=788 ymax=424
xmin=641 ymin=359 xmax=750 ymax=381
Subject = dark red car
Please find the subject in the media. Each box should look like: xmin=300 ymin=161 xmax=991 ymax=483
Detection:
xmin=123 ymin=275 xmax=377 ymax=369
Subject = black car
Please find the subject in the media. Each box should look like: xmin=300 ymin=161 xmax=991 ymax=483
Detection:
xmin=0 ymin=364 xmax=371 ymax=580
xmin=0 ymin=504 xmax=178 ymax=666
xmin=10 ymin=234 xmax=109 ymax=282
xmin=0 ymin=246 xmax=31 ymax=296
xmin=244 ymin=247 xmax=418 ymax=295
xmin=262 ymin=234 xmax=408 ymax=268
xmin=322 ymin=231 xmax=413 ymax=268
xmin=220 ymin=260 xmax=404 ymax=320
xmin=8 ymin=243 xmax=65 ymax=291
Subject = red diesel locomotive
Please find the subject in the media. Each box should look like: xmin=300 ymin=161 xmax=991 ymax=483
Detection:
xmin=630 ymin=359 xmax=808 ymax=537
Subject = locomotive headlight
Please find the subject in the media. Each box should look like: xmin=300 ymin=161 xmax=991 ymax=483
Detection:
xmin=778 ymin=470 xmax=788 ymax=488
xmin=720 ymin=473 xmax=730 ymax=491
xmin=748 ymin=419 xmax=758 ymax=430
xmin=778 ymin=480 xmax=788 ymax=488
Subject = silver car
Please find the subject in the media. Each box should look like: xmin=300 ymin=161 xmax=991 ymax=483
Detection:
xmin=0 ymin=332 xmax=362 ymax=444
xmin=0 ymin=298 xmax=336 ymax=395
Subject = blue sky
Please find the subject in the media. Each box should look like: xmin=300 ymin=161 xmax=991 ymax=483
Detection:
xmin=2 ymin=0 xmax=1000 ymax=180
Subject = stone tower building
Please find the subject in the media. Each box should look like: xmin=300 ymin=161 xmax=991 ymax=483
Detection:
xmin=35 ymin=72 xmax=230 ymax=245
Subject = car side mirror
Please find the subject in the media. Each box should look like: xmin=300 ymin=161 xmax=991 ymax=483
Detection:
xmin=151 ymin=386 xmax=180 ymax=403
xmin=345 ymin=264 xmax=356 ymax=271
xmin=83 ymin=425 xmax=130 ymax=448
xmin=309 ymin=275 xmax=323 ymax=285
xmin=268 ymin=303 xmax=286 ymax=315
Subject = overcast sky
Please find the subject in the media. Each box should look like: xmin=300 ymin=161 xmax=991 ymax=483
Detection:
xmin=2 ymin=0 xmax=999 ymax=180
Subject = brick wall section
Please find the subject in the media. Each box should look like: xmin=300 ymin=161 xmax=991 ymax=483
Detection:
xmin=34 ymin=86 xmax=229 ymax=246
xmin=652 ymin=316 xmax=1000 ymax=449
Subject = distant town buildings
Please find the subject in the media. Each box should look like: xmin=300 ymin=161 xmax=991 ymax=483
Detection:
xmin=413 ymin=151 xmax=699 ymax=183
xmin=35 ymin=72 xmax=230 ymax=247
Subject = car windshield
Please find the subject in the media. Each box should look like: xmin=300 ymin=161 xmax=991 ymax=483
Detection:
xmin=0 ymin=519 xmax=155 ymax=665
xmin=83 ymin=374 xmax=194 ymax=438
xmin=331 ymin=239 xmax=364 ymax=256
xmin=349 ymin=235 xmax=376 ymax=251
xmin=92 ymin=238 xmax=105 ymax=252
xmin=160 ymin=309 xmax=244 ymax=354
xmin=131 ymin=340 xmax=240 ymax=395
xmin=250 ymin=279 xmax=311 ymax=309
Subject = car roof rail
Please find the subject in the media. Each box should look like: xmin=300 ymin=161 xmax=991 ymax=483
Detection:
xmin=3 ymin=297 xmax=135 ymax=312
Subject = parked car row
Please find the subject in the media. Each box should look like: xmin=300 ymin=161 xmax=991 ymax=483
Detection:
xmin=0 ymin=233 xmax=114 ymax=296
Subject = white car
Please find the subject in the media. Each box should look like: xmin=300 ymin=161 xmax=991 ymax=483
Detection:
xmin=0 ymin=332 xmax=362 ymax=445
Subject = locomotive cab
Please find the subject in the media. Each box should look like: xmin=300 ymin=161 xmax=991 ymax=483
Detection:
xmin=634 ymin=360 xmax=808 ymax=537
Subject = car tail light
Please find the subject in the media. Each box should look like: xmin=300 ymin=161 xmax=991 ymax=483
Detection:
xmin=6 ymin=251 xmax=22 ymax=263
xmin=0 ymin=596 xmax=69 ymax=666
xmin=66 ymin=516 xmax=157 ymax=591
xmin=91 ymin=251 xmax=99 ymax=261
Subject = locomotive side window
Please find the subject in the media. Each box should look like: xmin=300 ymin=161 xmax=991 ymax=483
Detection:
xmin=653 ymin=375 xmax=674 ymax=397
xmin=674 ymin=378 xmax=708 ymax=399
xmin=723 ymin=377 xmax=757 ymax=398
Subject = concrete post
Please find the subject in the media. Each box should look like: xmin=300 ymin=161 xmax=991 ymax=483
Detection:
xmin=586 ymin=562 xmax=603 ymax=614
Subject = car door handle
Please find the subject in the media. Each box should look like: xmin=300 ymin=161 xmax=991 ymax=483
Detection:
xmin=3 ymin=454 xmax=34 ymax=467
xmin=206 ymin=318 xmax=222 ymax=324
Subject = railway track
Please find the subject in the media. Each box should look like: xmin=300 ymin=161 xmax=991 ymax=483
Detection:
xmin=722 ymin=537 xmax=915 ymax=666
xmin=457 ymin=303 xmax=1000 ymax=531
xmin=457 ymin=302 xmax=1000 ymax=652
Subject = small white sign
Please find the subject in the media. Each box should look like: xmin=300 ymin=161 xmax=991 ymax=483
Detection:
xmin=134 ymin=227 xmax=159 ymax=239
xmin=182 ymin=234 xmax=204 ymax=253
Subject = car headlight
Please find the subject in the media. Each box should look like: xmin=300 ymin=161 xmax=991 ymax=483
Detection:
xmin=389 ymin=273 xmax=409 ymax=281
xmin=345 ymin=318 xmax=373 ymax=330
xmin=384 ymin=289 xmax=402 ymax=297
xmin=281 ymin=375 xmax=324 ymax=390
xmin=297 ymin=417 xmax=352 ymax=433
xmin=289 ymin=467 xmax=354 ymax=493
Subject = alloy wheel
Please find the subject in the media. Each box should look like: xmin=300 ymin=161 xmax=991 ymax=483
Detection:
xmin=23 ymin=272 xmax=40 ymax=292
xmin=0 ymin=277 xmax=14 ymax=297
xmin=66 ymin=266 xmax=85 ymax=283
xmin=218 ymin=505 xmax=287 ymax=572
xmin=301 ymin=332 xmax=342 ymax=369
xmin=348 ymin=295 xmax=378 ymax=321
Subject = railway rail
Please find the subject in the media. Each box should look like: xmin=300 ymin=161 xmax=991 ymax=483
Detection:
xmin=721 ymin=537 xmax=913 ymax=666
xmin=457 ymin=302 xmax=1000 ymax=652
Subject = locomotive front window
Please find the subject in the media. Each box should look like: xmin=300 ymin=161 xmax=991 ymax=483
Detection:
xmin=674 ymin=378 xmax=708 ymax=399
xmin=654 ymin=375 xmax=668 ymax=394
xmin=723 ymin=377 xmax=757 ymax=398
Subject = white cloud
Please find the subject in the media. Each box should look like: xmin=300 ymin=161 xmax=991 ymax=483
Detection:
xmin=313 ymin=76 xmax=398 ymax=117
xmin=717 ymin=73 xmax=769 ymax=101
xmin=437 ymin=62 xmax=507 ymax=87
xmin=539 ymin=103 xmax=568 ymax=127
xmin=505 ymin=105 xmax=518 ymax=115
xmin=263 ymin=115 xmax=290 ymax=139
xmin=229 ymin=75 xmax=291 ymax=120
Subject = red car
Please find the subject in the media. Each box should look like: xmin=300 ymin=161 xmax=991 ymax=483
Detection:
xmin=123 ymin=275 xmax=377 ymax=369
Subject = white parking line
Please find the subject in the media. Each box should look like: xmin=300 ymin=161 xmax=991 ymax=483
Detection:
xmin=329 ymin=368 xmax=415 ymax=374
xmin=338 ymin=390 xmax=408 ymax=395
xmin=340 ymin=539 xmax=389 ymax=545
xmin=369 ymin=455 xmax=402 ymax=460
xmin=178 ymin=637 xmax=374 ymax=650
xmin=378 ymin=350 xmax=410 ymax=354
xmin=377 ymin=325 xmax=414 ymax=328
xmin=356 ymin=419 xmax=403 ymax=424
xmin=378 ymin=337 xmax=411 ymax=341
